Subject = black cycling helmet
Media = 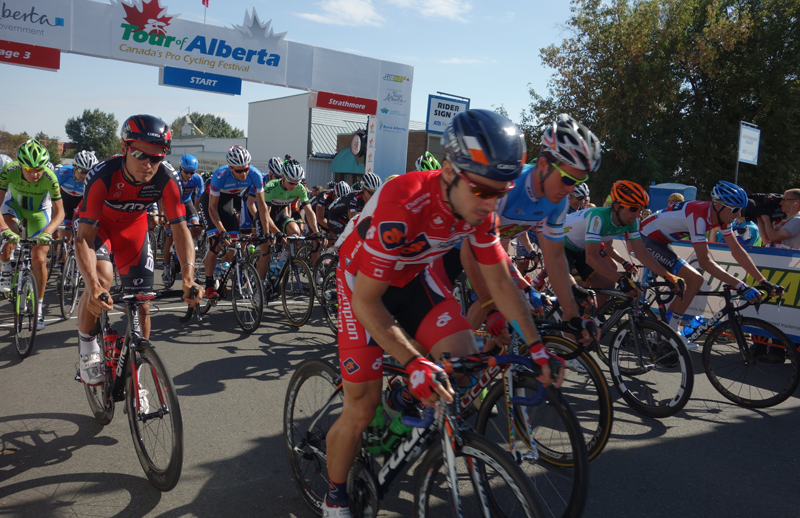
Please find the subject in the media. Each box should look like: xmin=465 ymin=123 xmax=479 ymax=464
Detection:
xmin=441 ymin=109 xmax=525 ymax=182
xmin=121 ymin=114 xmax=172 ymax=149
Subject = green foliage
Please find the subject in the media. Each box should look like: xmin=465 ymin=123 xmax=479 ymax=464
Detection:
xmin=0 ymin=131 xmax=30 ymax=158
xmin=65 ymin=109 xmax=121 ymax=160
xmin=34 ymin=132 xmax=62 ymax=167
xmin=171 ymin=112 xmax=245 ymax=138
xmin=522 ymin=0 xmax=800 ymax=199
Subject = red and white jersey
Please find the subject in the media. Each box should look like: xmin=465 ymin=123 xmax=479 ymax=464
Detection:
xmin=641 ymin=201 xmax=731 ymax=244
xmin=337 ymin=170 xmax=506 ymax=287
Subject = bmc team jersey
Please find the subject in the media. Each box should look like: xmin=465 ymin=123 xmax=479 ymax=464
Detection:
xmin=641 ymin=201 xmax=731 ymax=244
xmin=0 ymin=161 xmax=61 ymax=211
xmin=338 ymin=169 xmax=506 ymax=288
xmin=495 ymin=164 xmax=568 ymax=241
xmin=564 ymin=206 xmax=641 ymax=252
xmin=179 ymin=172 xmax=204 ymax=203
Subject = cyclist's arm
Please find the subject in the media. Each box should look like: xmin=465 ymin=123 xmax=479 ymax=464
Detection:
xmin=722 ymin=232 xmax=767 ymax=282
xmin=44 ymin=198 xmax=65 ymax=236
xmin=476 ymin=259 xmax=541 ymax=341
xmin=246 ymin=195 xmax=257 ymax=218
xmin=207 ymin=194 xmax=226 ymax=234
xmin=74 ymin=222 xmax=103 ymax=294
xmin=302 ymin=204 xmax=318 ymax=233
xmin=255 ymin=192 xmax=278 ymax=234
xmin=585 ymin=241 xmax=622 ymax=283
xmin=316 ymin=203 xmax=328 ymax=230
xmin=693 ymin=241 xmax=754 ymax=286
xmin=604 ymin=242 xmax=627 ymax=265
xmin=539 ymin=236 xmax=580 ymax=320
xmin=517 ymin=231 xmax=533 ymax=253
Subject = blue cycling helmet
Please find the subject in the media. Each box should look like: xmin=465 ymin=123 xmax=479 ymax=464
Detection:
xmin=180 ymin=154 xmax=199 ymax=171
xmin=711 ymin=180 xmax=748 ymax=208
xmin=441 ymin=109 xmax=526 ymax=182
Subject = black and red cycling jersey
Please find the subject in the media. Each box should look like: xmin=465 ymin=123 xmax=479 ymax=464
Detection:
xmin=329 ymin=191 xmax=365 ymax=227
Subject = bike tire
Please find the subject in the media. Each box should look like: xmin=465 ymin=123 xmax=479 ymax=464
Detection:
xmin=281 ymin=258 xmax=314 ymax=327
xmin=413 ymin=429 xmax=544 ymax=518
xmin=702 ymin=317 xmax=800 ymax=408
xmin=312 ymin=252 xmax=337 ymax=306
xmin=248 ymin=250 xmax=261 ymax=269
xmin=283 ymin=358 xmax=342 ymax=516
xmin=46 ymin=241 xmax=57 ymax=281
xmin=162 ymin=261 xmax=176 ymax=290
xmin=609 ymin=318 xmax=694 ymax=418
xmin=126 ymin=340 xmax=183 ymax=492
xmin=14 ymin=271 xmax=38 ymax=359
xmin=296 ymin=243 xmax=314 ymax=270
xmin=540 ymin=335 xmax=613 ymax=461
xmin=232 ymin=261 xmax=264 ymax=333
xmin=84 ymin=358 xmax=115 ymax=426
xmin=474 ymin=378 xmax=588 ymax=518
xmin=60 ymin=254 xmax=83 ymax=320
xmin=321 ymin=266 xmax=338 ymax=334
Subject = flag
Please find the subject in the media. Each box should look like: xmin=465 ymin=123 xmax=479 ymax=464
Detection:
xmin=202 ymin=0 xmax=209 ymax=7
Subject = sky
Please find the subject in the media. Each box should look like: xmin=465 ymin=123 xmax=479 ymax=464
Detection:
xmin=0 ymin=0 xmax=575 ymax=142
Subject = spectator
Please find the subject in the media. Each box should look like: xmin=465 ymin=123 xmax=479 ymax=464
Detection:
xmin=311 ymin=185 xmax=322 ymax=197
xmin=640 ymin=208 xmax=652 ymax=220
xmin=757 ymin=189 xmax=800 ymax=249
xmin=667 ymin=193 xmax=684 ymax=208
xmin=709 ymin=215 xmax=760 ymax=246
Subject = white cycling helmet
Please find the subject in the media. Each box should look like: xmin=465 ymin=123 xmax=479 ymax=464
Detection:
xmin=572 ymin=183 xmax=590 ymax=198
xmin=283 ymin=160 xmax=305 ymax=182
xmin=334 ymin=181 xmax=351 ymax=198
xmin=0 ymin=154 xmax=13 ymax=169
xmin=541 ymin=114 xmax=602 ymax=172
xmin=268 ymin=157 xmax=283 ymax=177
xmin=362 ymin=172 xmax=382 ymax=191
xmin=226 ymin=145 xmax=251 ymax=168
xmin=74 ymin=150 xmax=98 ymax=171
xmin=46 ymin=161 xmax=54 ymax=171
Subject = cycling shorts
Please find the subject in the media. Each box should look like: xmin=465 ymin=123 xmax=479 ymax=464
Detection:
xmin=184 ymin=201 xmax=199 ymax=225
xmin=62 ymin=196 xmax=82 ymax=226
xmin=328 ymin=217 xmax=348 ymax=236
xmin=641 ymin=236 xmax=687 ymax=275
xmin=198 ymin=195 xmax=239 ymax=237
xmin=337 ymin=264 xmax=471 ymax=383
xmin=239 ymin=199 xmax=252 ymax=231
xmin=565 ymin=248 xmax=600 ymax=282
xmin=1 ymin=199 xmax=51 ymax=238
xmin=92 ymin=214 xmax=155 ymax=293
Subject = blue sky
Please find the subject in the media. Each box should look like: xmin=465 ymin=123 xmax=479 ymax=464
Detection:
xmin=1 ymin=0 xmax=574 ymax=141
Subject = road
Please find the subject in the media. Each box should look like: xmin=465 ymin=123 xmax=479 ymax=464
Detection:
xmin=1 ymin=276 xmax=799 ymax=518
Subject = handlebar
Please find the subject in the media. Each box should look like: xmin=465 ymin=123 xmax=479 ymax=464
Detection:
xmin=99 ymin=286 xmax=200 ymax=306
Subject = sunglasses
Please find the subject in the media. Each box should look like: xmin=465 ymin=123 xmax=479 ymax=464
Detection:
xmin=542 ymin=155 xmax=588 ymax=186
xmin=129 ymin=148 xmax=166 ymax=165
xmin=572 ymin=195 xmax=586 ymax=201
xmin=613 ymin=201 xmax=643 ymax=213
xmin=22 ymin=166 xmax=44 ymax=173
xmin=363 ymin=189 xmax=375 ymax=195
xmin=74 ymin=167 xmax=87 ymax=175
xmin=284 ymin=179 xmax=299 ymax=186
xmin=180 ymin=167 xmax=194 ymax=175
xmin=456 ymin=170 xmax=515 ymax=199
xmin=231 ymin=166 xmax=250 ymax=174
xmin=724 ymin=205 xmax=742 ymax=215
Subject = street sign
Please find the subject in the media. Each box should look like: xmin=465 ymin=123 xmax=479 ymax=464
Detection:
xmin=0 ymin=40 xmax=60 ymax=71
xmin=426 ymin=94 xmax=469 ymax=135
xmin=159 ymin=66 xmax=242 ymax=95
xmin=738 ymin=122 xmax=760 ymax=165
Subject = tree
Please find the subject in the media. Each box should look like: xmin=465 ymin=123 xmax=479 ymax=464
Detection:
xmin=65 ymin=109 xmax=121 ymax=160
xmin=171 ymin=112 xmax=245 ymax=138
xmin=522 ymin=0 xmax=800 ymax=199
xmin=0 ymin=131 xmax=29 ymax=157
xmin=34 ymin=132 xmax=62 ymax=167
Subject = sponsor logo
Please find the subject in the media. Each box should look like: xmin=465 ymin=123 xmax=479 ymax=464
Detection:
xmin=379 ymin=221 xmax=407 ymax=250
xmin=433 ymin=120 xmax=442 ymax=127
xmin=383 ymin=91 xmax=404 ymax=103
xmin=105 ymin=201 xmax=151 ymax=212
xmin=400 ymin=234 xmax=431 ymax=257
xmin=0 ymin=3 xmax=65 ymax=28
xmin=342 ymin=357 xmax=360 ymax=375
xmin=338 ymin=277 xmax=359 ymax=340
xmin=498 ymin=223 xmax=530 ymax=240
xmin=405 ymin=193 xmax=431 ymax=214
xmin=328 ymin=98 xmax=365 ymax=110
xmin=380 ymin=108 xmax=388 ymax=114
xmin=116 ymin=182 xmax=125 ymax=189
xmin=139 ymin=184 xmax=160 ymax=198
xmin=374 ymin=268 xmax=384 ymax=277
xmin=436 ymin=312 xmax=451 ymax=327
xmin=113 ymin=191 xmax=122 ymax=199
xmin=431 ymin=216 xmax=444 ymax=229
xmin=383 ymin=74 xmax=409 ymax=82
xmin=366 ymin=226 xmax=376 ymax=240
xmin=372 ymin=358 xmax=382 ymax=370
xmin=132 ymin=278 xmax=144 ymax=285
xmin=514 ymin=208 xmax=525 ymax=215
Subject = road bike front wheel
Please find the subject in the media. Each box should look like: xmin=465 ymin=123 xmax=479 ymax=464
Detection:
xmin=609 ymin=318 xmax=694 ymax=418
xmin=84 ymin=369 xmax=115 ymax=426
xmin=232 ymin=261 xmax=264 ymax=333
xmin=126 ymin=340 xmax=183 ymax=492
xmin=14 ymin=270 xmax=38 ymax=359
xmin=320 ymin=266 xmax=338 ymax=334
xmin=312 ymin=252 xmax=337 ymax=306
xmin=283 ymin=358 xmax=343 ymax=515
xmin=59 ymin=254 xmax=83 ymax=319
xmin=702 ymin=317 xmax=800 ymax=408
xmin=413 ymin=429 xmax=544 ymax=518
xmin=475 ymin=378 xmax=588 ymax=518
xmin=281 ymin=258 xmax=314 ymax=327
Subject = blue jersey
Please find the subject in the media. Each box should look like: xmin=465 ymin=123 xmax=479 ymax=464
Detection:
xmin=209 ymin=165 xmax=264 ymax=200
xmin=495 ymin=164 xmax=568 ymax=241
xmin=56 ymin=165 xmax=86 ymax=200
xmin=179 ymin=172 xmax=204 ymax=203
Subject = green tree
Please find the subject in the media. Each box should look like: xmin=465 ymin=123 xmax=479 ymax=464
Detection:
xmin=0 ymin=131 xmax=29 ymax=157
xmin=65 ymin=109 xmax=120 ymax=160
xmin=34 ymin=132 xmax=62 ymax=167
xmin=171 ymin=112 xmax=245 ymax=138
xmin=522 ymin=0 xmax=800 ymax=199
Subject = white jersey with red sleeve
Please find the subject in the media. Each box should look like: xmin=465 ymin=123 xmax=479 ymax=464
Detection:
xmin=337 ymin=170 xmax=506 ymax=287
xmin=640 ymin=200 xmax=731 ymax=245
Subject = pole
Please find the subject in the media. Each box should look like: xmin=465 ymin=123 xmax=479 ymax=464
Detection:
xmin=204 ymin=7 xmax=206 ymax=25
xmin=735 ymin=121 xmax=742 ymax=185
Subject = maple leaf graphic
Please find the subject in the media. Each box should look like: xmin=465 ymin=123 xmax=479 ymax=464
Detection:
xmin=117 ymin=0 xmax=174 ymax=35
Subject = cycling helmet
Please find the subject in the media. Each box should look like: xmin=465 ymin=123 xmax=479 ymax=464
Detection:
xmin=283 ymin=160 xmax=305 ymax=182
xmin=541 ymin=114 xmax=601 ymax=172
xmin=572 ymin=183 xmax=590 ymax=198
xmin=0 ymin=154 xmax=13 ymax=170
xmin=121 ymin=114 xmax=172 ymax=149
xmin=226 ymin=145 xmax=251 ymax=168
xmin=352 ymin=181 xmax=363 ymax=191
xmin=610 ymin=180 xmax=649 ymax=208
xmin=268 ymin=157 xmax=283 ymax=177
xmin=711 ymin=180 xmax=748 ymax=208
xmin=334 ymin=181 xmax=351 ymax=198
xmin=45 ymin=162 xmax=54 ymax=172
xmin=362 ymin=172 xmax=382 ymax=191
xmin=180 ymin=154 xmax=199 ymax=171
xmin=74 ymin=150 xmax=98 ymax=171
xmin=16 ymin=140 xmax=50 ymax=169
xmin=326 ymin=180 xmax=336 ymax=189
xmin=441 ymin=109 xmax=526 ymax=181
xmin=415 ymin=151 xmax=441 ymax=171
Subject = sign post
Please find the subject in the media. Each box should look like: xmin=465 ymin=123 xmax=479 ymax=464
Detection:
xmin=735 ymin=121 xmax=760 ymax=185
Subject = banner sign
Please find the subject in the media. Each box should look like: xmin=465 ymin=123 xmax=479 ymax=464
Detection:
xmin=373 ymin=61 xmax=413 ymax=178
xmin=0 ymin=2 xmax=71 ymax=49
xmin=364 ymin=115 xmax=377 ymax=176
xmin=314 ymin=91 xmax=377 ymax=116
xmin=426 ymin=94 xmax=469 ymax=135
xmin=160 ymin=66 xmax=242 ymax=95
xmin=0 ymin=39 xmax=59 ymax=70
xmin=738 ymin=122 xmax=760 ymax=165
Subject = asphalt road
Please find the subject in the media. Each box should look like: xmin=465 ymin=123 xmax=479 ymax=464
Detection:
xmin=1 ymin=274 xmax=800 ymax=518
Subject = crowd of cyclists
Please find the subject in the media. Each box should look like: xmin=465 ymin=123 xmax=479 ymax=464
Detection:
xmin=0 ymin=108 xmax=787 ymax=517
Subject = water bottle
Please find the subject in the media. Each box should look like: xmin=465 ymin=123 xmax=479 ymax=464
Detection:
xmin=380 ymin=412 xmax=413 ymax=453
xmin=531 ymin=270 xmax=547 ymax=290
xmin=213 ymin=261 xmax=222 ymax=276
xmin=103 ymin=330 xmax=120 ymax=370
xmin=278 ymin=247 xmax=289 ymax=264
xmin=365 ymin=404 xmax=386 ymax=455
xmin=221 ymin=261 xmax=230 ymax=273
xmin=682 ymin=316 xmax=704 ymax=338
xmin=246 ymin=244 xmax=255 ymax=257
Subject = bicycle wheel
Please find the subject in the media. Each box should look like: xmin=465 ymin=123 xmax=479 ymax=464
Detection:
xmin=609 ymin=318 xmax=693 ymax=418
xmin=413 ymin=429 xmax=544 ymax=518
xmin=321 ymin=266 xmax=338 ymax=334
xmin=281 ymin=258 xmax=314 ymax=327
xmin=248 ymin=250 xmax=261 ymax=268
xmin=14 ymin=271 xmax=38 ymax=359
xmin=296 ymin=244 xmax=313 ymax=269
xmin=313 ymin=252 xmax=337 ymax=306
xmin=46 ymin=242 xmax=57 ymax=280
xmin=126 ymin=340 xmax=183 ymax=492
xmin=60 ymin=254 xmax=83 ymax=320
xmin=702 ymin=317 xmax=800 ymax=408
xmin=283 ymin=358 xmax=343 ymax=515
xmin=540 ymin=335 xmax=613 ymax=461
xmin=84 ymin=356 xmax=115 ymax=426
xmin=196 ymin=234 xmax=208 ymax=264
xmin=147 ymin=230 xmax=158 ymax=263
xmin=475 ymin=378 xmax=587 ymax=518
xmin=232 ymin=261 xmax=264 ymax=333
xmin=162 ymin=260 xmax=176 ymax=289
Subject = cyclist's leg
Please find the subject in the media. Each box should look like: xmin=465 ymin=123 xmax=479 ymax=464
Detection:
xmin=252 ymin=214 xmax=271 ymax=279
xmin=642 ymin=237 xmax=701 ymax=327
xmin=162 ymin=224 xmax=173 ymax=268
xmin=185 ymin=201 xmax=202 ymax=238
xmin=25 ymin=206 xmax=51 ymax=301
xmin=76 ymin=235 xmax=114 ymax=381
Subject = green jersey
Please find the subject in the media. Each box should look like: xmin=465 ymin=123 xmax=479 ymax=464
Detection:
xmin=564 ymin=206 xmax=640 ymax=252
xmin=0 ymin=161 xmax=61 ymax=211
xmin=261 ymin=179 xmax=309 ymax=208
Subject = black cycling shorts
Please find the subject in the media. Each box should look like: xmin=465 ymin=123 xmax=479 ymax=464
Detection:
xmin=198 ymin=193 xmax=239 ymax=237
xmin=641 ymin=236 xmax=688 ymax=275
xmin=565 ymin=247 xmax=607 ymax=282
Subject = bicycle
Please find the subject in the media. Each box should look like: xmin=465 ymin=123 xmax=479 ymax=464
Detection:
xmin=199 ymin=236 xmax=264 ymax=333
xmin=59 ymin=237 xmax=83 ymax=319
xmin=256 ymin=235 xmax=316 ymax=327
xmin=284 ymin=354 xmax=554 ymax=517
xmin=161 ymin=224 xmax=203 ymax=289
xmin=79 ymin=288 xmax=196 ymax=491
xmin=312 ymin=248 xmax=339 ymax=333
xmin=5 ymin=236 xmax=39 ymax=359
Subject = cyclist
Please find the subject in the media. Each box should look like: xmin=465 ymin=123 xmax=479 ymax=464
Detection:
xmin=567 ymin=182 xmax=590 ymax=215
xmin=75 ymin=115 xmax=202 ymax=385
xmin=0 ymin=140 xmax=65 ymax=330
xmin=326 ymin=173 xmax=381 ymax=240
xmin=54 ymin=150 xmax=98 ymax=273
xmin=198 ymin=145 xmax=270 ymax=299
xmin=162 ymin=154 xmax=203 ymax=283
xmin=414 ymin=151 xmax=441 ymax=171
xmin=314 ymin=181 xmax=349 ymax=239
xmin=322 ymin=110 xmax=565 ymax=517
xmin=640 ymin=180 xmax=777 ymax=335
